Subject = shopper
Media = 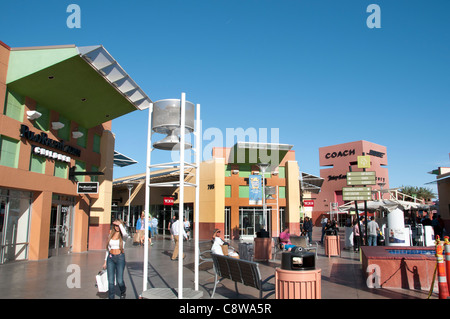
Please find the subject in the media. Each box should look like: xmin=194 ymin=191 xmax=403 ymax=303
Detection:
xmin=211 ymin=229 xmax=239 ymax=257
xmin=151 ymin=215 xmax=158 ymax=239
xmin=279 ymin=227 xmax=291 ymax=246
xmin=184 ymin=217 xmax=191 ymax=241
xmin=136 ymin=213 xmax=145 ymax=245
xmin=320 ymin=214 xmax=328 ymax=244
xmin=168 ymin=215 xmax=176 ymax=242
xmin=171 ymin=217 xmax=188 ymax=260
xmin=303 ymin=216 xmax=313 ymax=244
xmin=367 ymin=216 xmax=380 ymax=246
xmin=353 ymin=219 xmax=361 ymax=252
xmin=103 ymin=220 xmax=128 ymax=299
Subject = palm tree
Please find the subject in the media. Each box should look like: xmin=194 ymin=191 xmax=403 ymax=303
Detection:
xmin=399 ymin=185 xmax=436 ymax=202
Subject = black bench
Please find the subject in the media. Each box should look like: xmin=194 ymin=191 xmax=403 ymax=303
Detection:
xmin=210 ymin=253 xmax=275 ymax=299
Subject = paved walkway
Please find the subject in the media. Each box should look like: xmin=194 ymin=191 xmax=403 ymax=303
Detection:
xmin=0 ymin=227 xmax=437 ymax=300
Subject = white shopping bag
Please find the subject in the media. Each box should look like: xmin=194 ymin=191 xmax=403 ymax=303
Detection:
xmin=96 ymin=270 xmax=108 ymax=293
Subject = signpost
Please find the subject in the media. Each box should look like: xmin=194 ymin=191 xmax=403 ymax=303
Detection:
xmin=346 ymin=171 xmax=376 ymax=185
xmin=342 ymin=187 xmax=372 ymax=201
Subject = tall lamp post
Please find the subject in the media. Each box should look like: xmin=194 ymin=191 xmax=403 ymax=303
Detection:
xmin=258 ymin=163 xmax=270 ymax=231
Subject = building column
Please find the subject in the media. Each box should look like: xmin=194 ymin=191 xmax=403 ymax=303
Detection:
xmin=28 ymin=191 xmax=52 ymax=260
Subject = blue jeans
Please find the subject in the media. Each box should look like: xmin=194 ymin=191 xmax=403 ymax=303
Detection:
xmin=107 ymin=253 xmax=126 ymax=299
xmin=368 ymin=235 xmax=378 ymax=246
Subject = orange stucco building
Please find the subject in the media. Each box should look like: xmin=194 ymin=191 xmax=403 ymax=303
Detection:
xmin=0 ymin=41 xmax=151 ymax=262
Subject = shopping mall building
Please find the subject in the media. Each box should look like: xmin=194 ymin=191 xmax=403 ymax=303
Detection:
xmin=112 ymin=142 xmax=323 ymax=241
xmin=311 ymin=140 xmax=389 ymax=224
xmin=0 ymin=41 xmax=151 ymax=263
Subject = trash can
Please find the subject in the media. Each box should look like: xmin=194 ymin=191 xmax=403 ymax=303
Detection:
xmin=276 ymin=247 xmax=321 ymax=299
xmin=325 ymin=235 xmax=340 ymax=258
xmin=281 ymin=247 xmax=315 ymax=271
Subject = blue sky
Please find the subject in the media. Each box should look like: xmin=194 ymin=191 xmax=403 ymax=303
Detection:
xmin=1 ymin=0 xmax=449 ymax=194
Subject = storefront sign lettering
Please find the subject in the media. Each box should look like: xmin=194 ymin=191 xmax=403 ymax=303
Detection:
xmin=368 ymin=150 xmax=385 ymax=158
xmin=325 ymin=149 xmax=355 ymax=159
xmin=32 ymin=145 xmax=71 ymax=163
xmin=328 ymin=174 xmax=347 ymax=181
xmin=20 ymin=124 xmax=81 ymax=157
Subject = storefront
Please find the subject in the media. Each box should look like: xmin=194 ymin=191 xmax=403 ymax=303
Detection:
xmin=112 ymin=142 xmax=315 ymax=240
xmin=0 ymin=41 xmax=151 ymax=262
xmin=312 ymin=140 xmax=389 ymax=225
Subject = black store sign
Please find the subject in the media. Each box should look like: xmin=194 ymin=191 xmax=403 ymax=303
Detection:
xmin=77 ymin=182 xmax=99 ymax=194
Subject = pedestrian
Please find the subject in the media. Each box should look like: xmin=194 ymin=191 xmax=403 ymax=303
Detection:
xmin=136 ymin=212 xmax=145 ymax=245
xmin=303 ymin=216 xmax=313 ymax=244
xmin=168 ymin=215 xmax=176 ymax=242
xmin=320 ymin=214 xmax=328 ymax=244
xmin=171 ymin=217 xmax=188 ymax=260
xmin=353 ymin=219 xmax=361 ymax=252
xmin=151 ymin=215 xmax=158 ymax=239
xmin=184 ymin=217 xmax=191 ymax=241
xmin=103 ymin=219 xmax=128 ymax=299
xmin=147 ymin=215 xmax=153 ymax=246
xmin=367 ymin=216 xmax=380 ymax=246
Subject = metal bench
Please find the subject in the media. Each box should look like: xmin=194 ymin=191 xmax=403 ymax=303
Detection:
xmin=210 ymin=253 xmax=275 ymax=299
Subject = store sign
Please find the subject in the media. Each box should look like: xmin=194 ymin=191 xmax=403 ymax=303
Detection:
xmin=357 ymin=155 xmax=371 ymax=169
xmin=20 ymin=124 xmax=81 ymax=157
xmin=77 ymin=182 xmax=99 ymax=194
xmin=368 ymin=150 xmax=385 ymax=158
xmin=163 ymin=197 xmax=174 ymax=206
xmin=32 ymin=145 xmax=71 ymax=163
xmin=303 ymin=200 xmax=314 ymax=207
xmin=325 ymin=149 xmax=355 ymax=159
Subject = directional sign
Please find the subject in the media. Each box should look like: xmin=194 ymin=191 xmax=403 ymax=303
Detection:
xmin=346 ymin=171 xmax=376 ymax=185
xmin=342 ymin=187 xmax=372 ymax=201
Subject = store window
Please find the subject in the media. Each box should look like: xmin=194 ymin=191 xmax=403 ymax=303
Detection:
xmin=225 ymin=185 xmax=231 ymax=198
xmin=29 ymin=151 xmax=46 ymax=174
xmin=74 ymin=160 xmax=86 ymax=182
xmin=93 ymin=134 xmax=101 ymax=153
xmin=225 ymin=165 xmax=231 ymax=177
xmin=0 ymin=188 xmax=32 ymax=264
xmin=239 ymin=185 xmax=249 ymax=198
xmin=279 ymin=186 xmax=286 ymax=199
xmin=278 ymin=166 xmax=286 ymax=178
xmin=54 ymin=161 xmax=68 ymax=179
xmin=0 ymin=135 xmax=20 ymax=168
xmin=4 ymin=90 xmax=24 ymax=122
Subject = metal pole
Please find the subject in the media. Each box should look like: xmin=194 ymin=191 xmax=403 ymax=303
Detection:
xmin=178 ymin=93 xmax=186 ymax=299
xmin=194 ymin=103 xmax=200 ymax=291
xmin=143 ymin=103 xmax=153 ymax=292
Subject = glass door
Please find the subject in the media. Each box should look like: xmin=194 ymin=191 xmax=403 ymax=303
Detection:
xmin=239 ymin=207 xmax=271 ymax=239
xmin=49 ymin=199 xmax=73 ymax=257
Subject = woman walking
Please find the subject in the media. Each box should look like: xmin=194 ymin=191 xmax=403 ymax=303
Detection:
xmin=103 ymin=219 xmax=128 ymax=299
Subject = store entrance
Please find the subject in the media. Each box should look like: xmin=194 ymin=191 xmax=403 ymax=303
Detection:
xmin=49 ymin=198 xmax=74 ymax=257
xmin=239 ymin=206 xmax=271 ymax=240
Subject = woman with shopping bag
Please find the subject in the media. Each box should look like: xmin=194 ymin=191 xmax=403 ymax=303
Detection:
xmin=102 ymin=219 xmax=128 ymax=299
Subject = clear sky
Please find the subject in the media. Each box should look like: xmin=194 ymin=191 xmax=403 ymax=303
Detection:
xmin=1 ymin=0 xmax=449 ymax=195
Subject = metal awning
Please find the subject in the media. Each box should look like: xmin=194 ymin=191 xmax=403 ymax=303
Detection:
xmin=6 ymin=44 xmax=151 ymax=128
xmin=300 ymin=172 xmax=324 ymax=194
xmin=227 ymin=141 xmax=293 ymax=170
xmin=114 ymin=150 xmax=138 ymax=167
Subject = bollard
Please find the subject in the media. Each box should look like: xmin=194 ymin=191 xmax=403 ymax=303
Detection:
xmin=444 ymin=236 xmax=450 ymax=294
xmin=435 ymin=236 xmax=449 ymax=299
